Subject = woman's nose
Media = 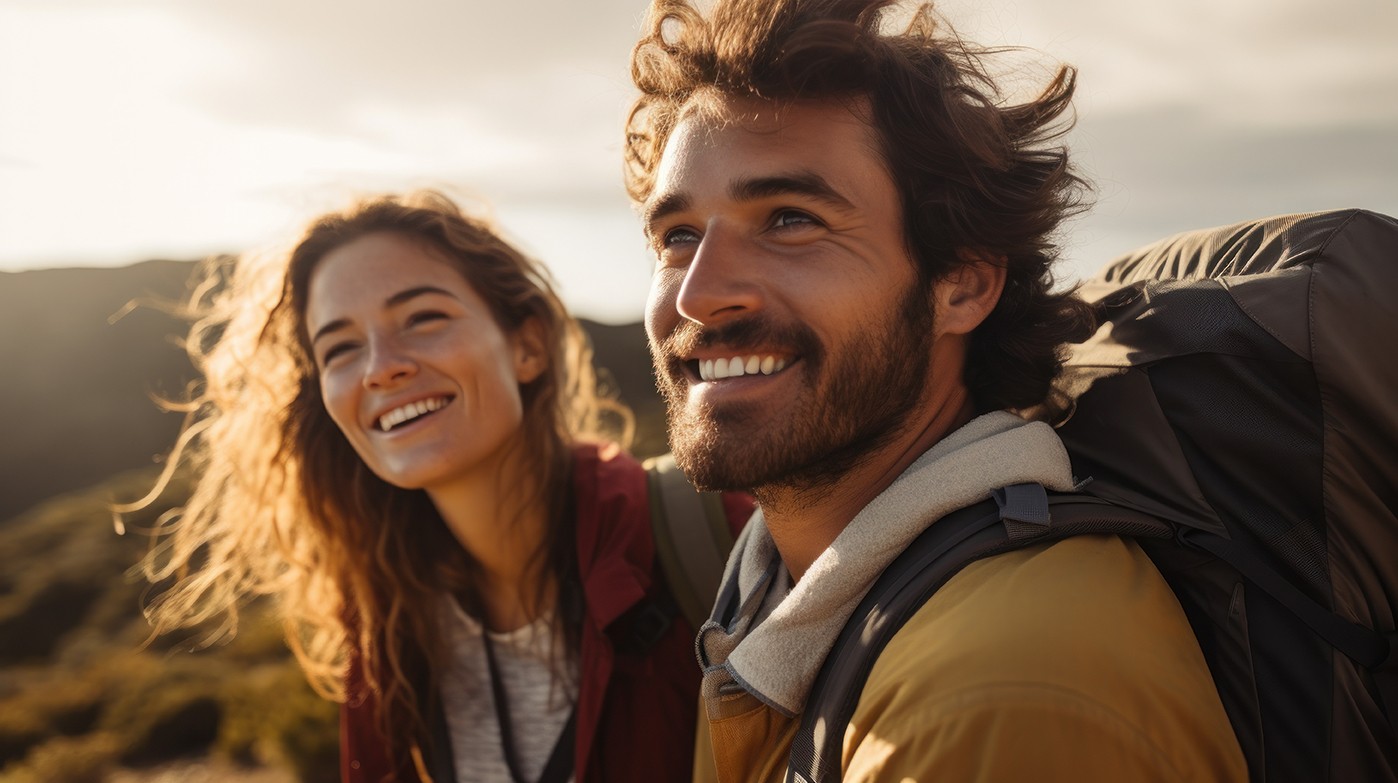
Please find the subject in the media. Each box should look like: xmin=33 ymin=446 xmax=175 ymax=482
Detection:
xmin=362 ymin=338 xmax=417 ymax=389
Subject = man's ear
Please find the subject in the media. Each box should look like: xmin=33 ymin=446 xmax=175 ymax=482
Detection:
xmin=512 ymin=317 xmax=549 ymax=384
xmin=933 ymin=253 xmax=1007 ymax=337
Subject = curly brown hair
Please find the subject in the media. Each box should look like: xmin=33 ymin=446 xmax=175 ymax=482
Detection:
xmin=625 ymin=0 xmax=1095 ymax=415
xmin=127 ymin=191 xmax=624 ymax=773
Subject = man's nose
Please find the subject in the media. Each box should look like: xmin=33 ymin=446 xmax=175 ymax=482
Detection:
xmin=675 ymin=226 xmax=763 ymax=325
xmin=362 ymin=337 xmax=417 ymax=389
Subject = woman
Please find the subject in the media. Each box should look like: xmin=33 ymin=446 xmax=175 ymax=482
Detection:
xmin=133 ymin=191 xmax=751 ymax=782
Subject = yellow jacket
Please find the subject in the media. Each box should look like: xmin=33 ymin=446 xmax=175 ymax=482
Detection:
xmin=695 ymin=534 xmax=1247 ymax=783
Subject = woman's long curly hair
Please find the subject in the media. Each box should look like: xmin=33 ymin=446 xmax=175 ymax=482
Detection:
xmin=625 ymin=0 xmax=1096 ymax=417
xmin=127 ymin=190 xmax=622 ymax=771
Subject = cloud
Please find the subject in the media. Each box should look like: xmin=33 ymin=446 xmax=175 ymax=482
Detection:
xmin=2 ymin=0 xmax=1394 ymax=322
xmin=1062 ymin=106 xmax=1398 ymax=279
xmin=940 ymin=0 xmax=1398 ymax=126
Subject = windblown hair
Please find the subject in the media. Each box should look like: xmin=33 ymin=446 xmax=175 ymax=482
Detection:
xmin=127 ymin=191 xmax=621 ymax=771
xmin=625 ymin=0 xmax=1096 ymax=415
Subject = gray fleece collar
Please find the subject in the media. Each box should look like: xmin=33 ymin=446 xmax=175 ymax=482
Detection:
xmin=696 ymin=411 xmax=1077 ymax=716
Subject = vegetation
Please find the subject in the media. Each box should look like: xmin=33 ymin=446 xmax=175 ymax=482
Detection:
xmin=0 ymin=471 xmax=335 ymax=781
xmin=0 ymin=261 xmax=664 ymax=781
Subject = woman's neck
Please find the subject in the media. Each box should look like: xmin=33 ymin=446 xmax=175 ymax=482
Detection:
xmin=427 ymin=448 xmax=556 ymax=633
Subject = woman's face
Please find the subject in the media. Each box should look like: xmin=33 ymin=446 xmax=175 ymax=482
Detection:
xmin=303 ymin=232 xmax=543 ymax=492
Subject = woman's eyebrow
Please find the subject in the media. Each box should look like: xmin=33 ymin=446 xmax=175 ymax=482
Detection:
xmin=384 ymin=285 xmax=456 ymax=308
xmin=311 ymin=317 xmax=350 ymax=346
xmin=311 ymin=285 xmax=457 ymax=345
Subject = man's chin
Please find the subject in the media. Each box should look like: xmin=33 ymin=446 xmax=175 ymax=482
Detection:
xmin=672 ymin=449 xmax=756 ymax=493
xmin=669 ymin=420 xmax=752 ymax=492
xmin=670 ymin=426 xmax=794 ymax=493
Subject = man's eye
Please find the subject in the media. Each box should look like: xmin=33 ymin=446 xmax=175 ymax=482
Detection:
xmin=662 ymin=227 xmax=701 ymax=246
xmin=773 ymin=210 xmax=817 ymax=229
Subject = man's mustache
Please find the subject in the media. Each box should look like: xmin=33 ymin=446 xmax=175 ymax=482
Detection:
xmin=653 ymin=317 xmax=821 ymax=366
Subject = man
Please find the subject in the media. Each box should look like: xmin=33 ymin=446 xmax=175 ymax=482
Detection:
xmin=625 ymin=0 xmax=1248 ymax=780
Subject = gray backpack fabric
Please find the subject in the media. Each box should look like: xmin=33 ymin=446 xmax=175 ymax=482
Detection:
xmin=1056 ymin=209 xmax=1397 ymax=782
xmin=644 ymin=454 xmax=736 ymax=632
xmin=786 ymin=210 xmax=1398 ymax=783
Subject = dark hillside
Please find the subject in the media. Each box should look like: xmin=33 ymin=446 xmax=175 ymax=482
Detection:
xmin=0 ymin=261 xmax=662 ymax=522
xmin=0 ymin=261 xmax=200 ymax=521
xmin=0 ymin=259 xmax=663 ymax=780
xmin=0 ymin=469 xmax=338 ymax=781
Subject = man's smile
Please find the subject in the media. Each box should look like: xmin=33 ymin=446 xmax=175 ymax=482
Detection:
xmin=691 ymin=353 xmax=793 ymax=382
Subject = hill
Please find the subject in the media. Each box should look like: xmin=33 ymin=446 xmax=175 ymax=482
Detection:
xmin=0 ymin=259 xmax=667 ymax=781
xmin=0 ymin=261 xmax=664 ymax=522
xmin=0 ymin=468 xmax=338 ymax=781
xmin=0 ymin=261 xmax=199 ymax=522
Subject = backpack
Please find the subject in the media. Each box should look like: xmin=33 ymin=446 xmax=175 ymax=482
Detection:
xmin=787 ymin=209 xmax=1398 ymax=783
xmin=644 ymin=454 xmax=737 ymax=632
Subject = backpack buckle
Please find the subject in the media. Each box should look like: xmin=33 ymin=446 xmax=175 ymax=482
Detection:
xmin=623 ymin=599 xmax=673 ymax=653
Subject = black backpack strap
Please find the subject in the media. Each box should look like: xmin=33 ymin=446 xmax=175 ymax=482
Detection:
xmin=786 ymin=484 xmax=1171 ymax=783
xmin=644 ymin=454 xmax=737 ymax=632
xmin=1179 ymin=529 xmax=1392 ymax=673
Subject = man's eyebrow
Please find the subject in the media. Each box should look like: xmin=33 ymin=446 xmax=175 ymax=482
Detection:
xmin=642 ymin=171 xmax=856 ymax=237
xmin=642 ymin=192 xmax=691 ymax=237
xmin=310 ymin=285 xmax=455 ymax=345
xmin=729 ymin=173 xmax=856 ymax=212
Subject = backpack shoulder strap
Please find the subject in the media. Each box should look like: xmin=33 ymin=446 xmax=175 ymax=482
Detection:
xmin=643 ymin=454 xmax=737 ymax=631
xmin=786 ymin=484 xmax=1171 ymax=783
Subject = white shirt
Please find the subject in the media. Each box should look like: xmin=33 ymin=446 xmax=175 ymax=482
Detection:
xmin=438 ymin=598 xmax=579 ymax=783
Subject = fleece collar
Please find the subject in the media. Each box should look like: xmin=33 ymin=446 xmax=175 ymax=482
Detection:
xmin=696 ymin=411 xmax=1077 ymax=716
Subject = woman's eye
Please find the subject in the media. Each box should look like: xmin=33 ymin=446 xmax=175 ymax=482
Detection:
xmin=407 ymin=310 xmax=448 ymax=327
xmin=320 ymin=342 xmax=356 ymax=366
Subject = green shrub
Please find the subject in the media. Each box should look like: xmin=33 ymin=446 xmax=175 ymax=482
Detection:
xmin=0 ymin=708 xmax=44 ymax=771
xmin=0 ymin=662 xmax=119 ymax=767
xmin=0 ymin=580 xmax=102 ymax=664
xmin=221 ymin=607 xmax=297 ymax=665
xmin=99 ymin=658 xmax=224 ymax=765
xmin=217 ymin=664 xmax=337 ymax=783
xmin=0 ymin=732 xmax=118 ymax=783
xmin=0 ymin=469 xmax=343 ymax=780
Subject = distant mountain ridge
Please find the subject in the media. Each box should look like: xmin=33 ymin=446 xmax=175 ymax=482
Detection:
xmin=0 ymin=261 xmax=661 ymax=522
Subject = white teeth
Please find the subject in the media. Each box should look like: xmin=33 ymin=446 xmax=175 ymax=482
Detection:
xmin=696 ymin=355 xmax=792 ymax=382
xmin=378 ymin=396 xmax=449 ymax=431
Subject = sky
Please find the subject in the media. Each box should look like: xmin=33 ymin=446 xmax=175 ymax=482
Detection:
xmin=2 ymin=0 xmax=1395 ymax=323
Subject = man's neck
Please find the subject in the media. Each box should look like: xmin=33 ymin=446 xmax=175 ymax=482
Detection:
xmin=761 ymin=389 xmax=975 ymax=583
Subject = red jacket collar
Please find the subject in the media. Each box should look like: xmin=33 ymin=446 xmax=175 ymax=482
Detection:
xmin=570 ymin=441 xmax=656 ymax=632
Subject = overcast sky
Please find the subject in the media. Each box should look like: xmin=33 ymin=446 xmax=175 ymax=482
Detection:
xmin=2 ymin=0 xmax=1395 ymax=322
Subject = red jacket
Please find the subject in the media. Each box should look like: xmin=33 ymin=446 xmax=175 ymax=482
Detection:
xmin=341 ymin=443 xmax=753 ymax=782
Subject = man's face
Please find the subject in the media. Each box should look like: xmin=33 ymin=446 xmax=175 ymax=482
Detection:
xmin=643 ymin=97 xmax=940 ymax=493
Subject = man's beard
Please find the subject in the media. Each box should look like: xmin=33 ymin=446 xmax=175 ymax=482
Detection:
xmin=652 ymin=283 xmax=934 ymax=496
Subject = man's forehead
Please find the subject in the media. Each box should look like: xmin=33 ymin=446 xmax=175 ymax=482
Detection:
xmin=651 ymin=94 xmax=882 ymax=197
xmin=673 ymin=92 xmax=875 ymax=141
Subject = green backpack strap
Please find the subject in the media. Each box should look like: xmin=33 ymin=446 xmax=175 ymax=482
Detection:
xmin=643 ymin=454 xmax=736 ymax=631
